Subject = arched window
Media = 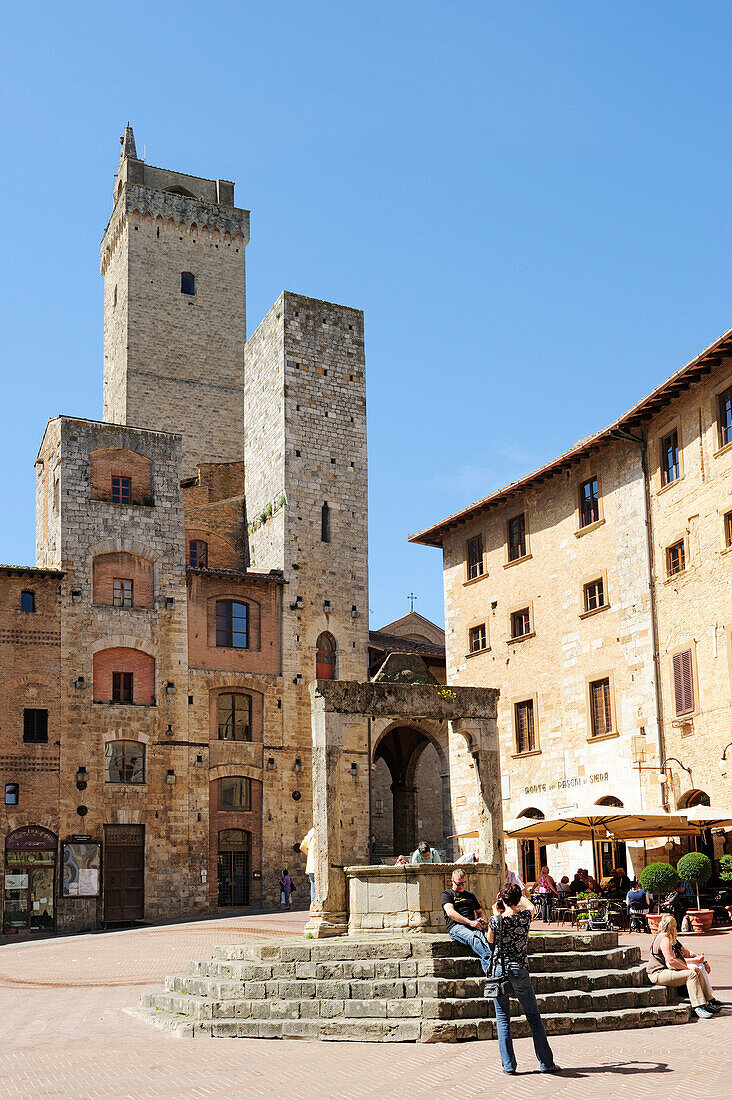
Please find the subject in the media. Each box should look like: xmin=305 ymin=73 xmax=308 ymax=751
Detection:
xmin=518 ymin=807 xmax=545 ymax=820
xmin=189 ymin=539 xmax=208 ymax=568
xmin=321 ymin=501 xmax=331 ymax=543
xmin=181 ymin=271 xmax=196 ymax=296
xmin=216 ymin=600 xmax=248 ymax=648
xmin=595 ymin=795 xmax=623 ymax=808
xmin=217 ymin=693 xmax=252 ymax=741
xmin=681 ymin=789 xmax=711 ymax=809
xmin=316 ymin=632 xmax=336 ymax=680
xmin=104 ymin=741 xmax=145 ymax=784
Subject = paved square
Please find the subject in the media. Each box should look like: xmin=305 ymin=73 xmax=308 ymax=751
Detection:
xmin=0 ymin=914 xmax=729 ymax=1098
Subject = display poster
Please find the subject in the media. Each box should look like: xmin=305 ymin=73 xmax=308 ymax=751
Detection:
xmin=62 ymin=842 xmax=101 ymax=898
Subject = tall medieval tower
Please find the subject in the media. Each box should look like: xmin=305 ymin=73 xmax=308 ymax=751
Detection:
xmin=100 ymin=127 xmax=250 ymax=475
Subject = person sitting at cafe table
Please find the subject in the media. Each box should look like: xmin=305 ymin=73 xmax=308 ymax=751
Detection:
xmin=568 ymin=869 xmax=587 ymax=895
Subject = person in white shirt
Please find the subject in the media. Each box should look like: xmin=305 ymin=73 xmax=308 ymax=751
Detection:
xmin=504 ymin=862 xmax=528 ymax=897
xmin=411 ymin=840 xmax=441 ymax=863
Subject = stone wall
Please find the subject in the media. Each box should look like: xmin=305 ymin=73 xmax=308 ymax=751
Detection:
xmin=346 ymin=863 xmax=501 ymax=934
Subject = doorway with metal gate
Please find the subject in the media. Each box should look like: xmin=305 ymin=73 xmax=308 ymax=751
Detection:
xmin=217 ymin=829 xmax=251 ymax=906
xmin=103 ymin=824 xmax=144 ymax=923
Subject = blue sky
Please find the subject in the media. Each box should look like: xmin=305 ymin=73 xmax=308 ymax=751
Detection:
xmin=3 ymin=2 xmax=732 ymax=628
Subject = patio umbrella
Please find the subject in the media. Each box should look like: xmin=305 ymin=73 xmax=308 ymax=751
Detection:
xmin=680 ymin=807 xmax=732 ymax=829
xmin=504 ymin=808 xmax=698 ymax=881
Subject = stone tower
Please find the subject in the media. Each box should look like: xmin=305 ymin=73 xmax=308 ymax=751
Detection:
xmin=100 ymin=126 xmax=250 ymax=475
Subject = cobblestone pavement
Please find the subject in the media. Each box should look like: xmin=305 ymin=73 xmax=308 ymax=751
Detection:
xmin=0 ymin=914 xmax=729 ymax=1098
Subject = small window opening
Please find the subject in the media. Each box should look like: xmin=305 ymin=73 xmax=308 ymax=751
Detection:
xmin=20 ymin=591 xmax=35 ymax=613
xmin=181 ymin=272 xmax=196 ymax=296
xmin=111 ymin=476 xmax=131 ymax=505
xmin=5 ymin=784 xmax=19 ymax=805
xmin=321 ymin=502 xmax=331 ymax=543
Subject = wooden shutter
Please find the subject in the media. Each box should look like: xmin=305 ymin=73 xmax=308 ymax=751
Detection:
xmin=672 ymin=650 xmax=694 ymax=715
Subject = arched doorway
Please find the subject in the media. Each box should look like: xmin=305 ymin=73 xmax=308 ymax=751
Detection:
xmin=594 ymin=796 xmax=627 ymax=879
xmin=4 ymin=826 xmax=57 ymax=932
xmin=516 ymin=808 xmax=546 ymax=885
xmin=217 ymin=829 xmax=251 ymax=906
xmin=373 ymin=726 xmax=448 ymax=859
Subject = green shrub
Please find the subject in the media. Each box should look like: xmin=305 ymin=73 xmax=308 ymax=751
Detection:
xmin=677 ymin=851 xmax=713 ymax=908
xmin=639 ymin=862 xmax=678 ymax=907
xmin=719 ymin=853 xmax=732 ymax=882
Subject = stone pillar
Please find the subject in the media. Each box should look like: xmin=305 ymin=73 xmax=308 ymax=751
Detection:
xmin=304 ymin=687 xmax=349 ymax=937
xmin=450 ymin=718 xmax=503 ymax=865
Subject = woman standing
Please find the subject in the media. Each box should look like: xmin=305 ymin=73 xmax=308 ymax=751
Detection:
xmin=486 ymin=884 xmax=561 ymax=1075
xmin=646 ymin=914 xmax=721 ymax=1018
xmin=536 ymin=865 xmax=560 ymax=923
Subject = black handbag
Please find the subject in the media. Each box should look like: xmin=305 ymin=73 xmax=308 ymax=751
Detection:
xmin=483 ymin=915 xmax=512 ymax=999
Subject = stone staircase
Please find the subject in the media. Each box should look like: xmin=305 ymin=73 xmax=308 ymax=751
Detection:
xmin=126 ymin=930 xmax=690 ymax=1042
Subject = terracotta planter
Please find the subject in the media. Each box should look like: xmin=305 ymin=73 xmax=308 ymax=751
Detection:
xmin=646 ymin=913 xmax=663 ymax=933
xmin=686 ymin=909 xmax=714 ymax=933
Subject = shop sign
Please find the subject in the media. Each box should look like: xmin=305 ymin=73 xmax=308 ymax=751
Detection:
xmin=524 ymin=772 xmax=609 ymax=797
xmin=5 ymin=826 xmax=57 ymax=851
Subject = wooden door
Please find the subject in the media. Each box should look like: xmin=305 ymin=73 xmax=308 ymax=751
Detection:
xmin=104 ymin=827 xmax=144 ymax=922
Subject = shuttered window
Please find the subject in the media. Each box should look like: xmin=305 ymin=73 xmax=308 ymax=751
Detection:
xmin=515 ymin=699 xmax=536 ymax=754
xmin=589 ymin=678 xmax=613 ymax=737
xmin=507 ymin=514 xmax=527 ymax=561
xmin=672 ymin=650 xmax=695 ymax=716
xmin=718 ymin=386 xmax=732 ymax=449
xmin=467 ymin=535 xmax=484 ymax=580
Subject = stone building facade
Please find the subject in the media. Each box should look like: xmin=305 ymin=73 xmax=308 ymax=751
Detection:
xmin=0 ymin=127 xmax=394 ymax=934
xmin=412 ymin=330 xmax=732 ymax=882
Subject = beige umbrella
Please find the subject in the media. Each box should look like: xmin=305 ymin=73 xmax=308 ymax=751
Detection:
xmin=680 ymin=806 xmax=732 ymax=828
xmin=504 ymin=807 xmax=697 ymax=880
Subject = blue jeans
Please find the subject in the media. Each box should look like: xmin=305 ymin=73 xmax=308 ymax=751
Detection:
xmin=491 ymin=962 xmax=554 ymax=1073
xmin=308 ymin=873 xmax=315 ymax=904
xmin=448 ymin=924 xmax=493 ymax=975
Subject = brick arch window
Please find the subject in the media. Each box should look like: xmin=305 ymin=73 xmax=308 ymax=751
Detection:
xmin=90 ymin=449 xmax=152 ymax=506
xmin=92 ymin=648 xmax=155 ymax=706
xmin=189 ymin=539 xmax=208 ymax=568
xmin=92 ymin=552 xmax=154 ymax=608
xmin=316 ymin=632 xmax=337 ymax=680
xmin=217 ymin=693 xmax=252 ymax=741
xmin=218 ymin=776 xmax=252 ymax=811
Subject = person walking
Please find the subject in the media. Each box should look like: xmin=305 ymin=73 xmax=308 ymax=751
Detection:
xmin=440 ymin=868 xmax=493 ymax=975
xmin=299 ymin=827 xmax=316 ymax=908
xmin=646 ymin=914 xmax=721 ymax=1018
xmin=536 ymin=866 xmax=560 ymax=923
xmin=486 ymin=883 xmax=560 ymax=1075
xmin=279 ymin=869 xmax=292 ymax=910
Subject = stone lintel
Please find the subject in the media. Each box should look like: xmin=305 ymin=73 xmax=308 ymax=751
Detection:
xmin=311 ymin=680 xmax=498 ymax=719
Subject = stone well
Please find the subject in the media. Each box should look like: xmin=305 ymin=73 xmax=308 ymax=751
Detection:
xmin=345 ymin=863 xmax=501 ymax=935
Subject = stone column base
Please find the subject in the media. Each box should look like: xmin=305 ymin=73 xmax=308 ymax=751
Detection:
xmin=303 ymin=911 xmax=348 ymax=938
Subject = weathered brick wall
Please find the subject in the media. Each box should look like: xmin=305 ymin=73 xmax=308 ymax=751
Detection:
xmin=92 ymin=551 xmax=154 ymax=607
xmin=89 ymin=448 xmax=152 ymax=502
xmin=0 ymin=570 xmax=62 ymax=930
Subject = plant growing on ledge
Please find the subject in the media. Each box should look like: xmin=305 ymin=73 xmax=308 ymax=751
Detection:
xmin=639 ymin=862 xmax=678 ymax=911
xmin=676 ymin=851 xmax=712 ymax=911
xmin=437 ymin=688 xmax=456 ymax=700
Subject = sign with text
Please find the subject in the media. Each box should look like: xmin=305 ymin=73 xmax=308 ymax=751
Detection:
xmin=524 ymin=772 xmax=609 ymax=797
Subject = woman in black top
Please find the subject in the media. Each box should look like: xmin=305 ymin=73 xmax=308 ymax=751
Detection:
xmin=486 ymin=883 xmax=560 ymax=1076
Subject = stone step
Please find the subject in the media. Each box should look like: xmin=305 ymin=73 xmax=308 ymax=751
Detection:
xmin=125 ymin=1000 xmax=691 ymax=1042
xmin=144 ymin=980 xmax=670 ymax=1023
xmin=209 ymin=931 xmax=618 ymax=965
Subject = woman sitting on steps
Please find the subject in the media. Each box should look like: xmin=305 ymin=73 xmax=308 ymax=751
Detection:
xmin=646 ymin=914 xmax=722 ymax=1019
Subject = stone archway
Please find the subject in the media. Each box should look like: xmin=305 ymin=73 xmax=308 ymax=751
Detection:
xmin=373 ymin=724 xmax=449 ymax=859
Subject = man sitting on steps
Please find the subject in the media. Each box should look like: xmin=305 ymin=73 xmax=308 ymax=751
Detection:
xmin=440 ymin=868 xmax=492 ymax=975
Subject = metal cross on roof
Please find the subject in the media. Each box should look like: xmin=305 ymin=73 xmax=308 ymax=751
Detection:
xmin=407 ymin=592 xmax=418 ymax=612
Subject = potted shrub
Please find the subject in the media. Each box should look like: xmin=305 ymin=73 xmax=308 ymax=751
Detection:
xmin=639 ymin=862 xmax=679 ymax=933
xmin=677 ymin=851 xmax=714 ymax=932
xmin=720 ymin=854 xmax=732 ymax=922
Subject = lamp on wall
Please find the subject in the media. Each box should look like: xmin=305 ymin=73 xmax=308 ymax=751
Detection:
xmin=74 ymin=676 xmax=85 ymax=689
xmin=720 ymin=743 xmax=732 ymax=772
xmin=75 ymin=766 xmax=87 ymax=790
xmin=293 ymin=757 xmax=303 ymax=773
xmin=166 ymin=769 xmax=176 ymax=785
xmin=349 ymin=762 xmax=358 ymax=777
xmin=657 ymin=757 xmax=693 ymax=785
xmin=266 ymin=757 xmax=276 ymax=771
xmin=165 ymin=682 xmax=176 ymax=695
